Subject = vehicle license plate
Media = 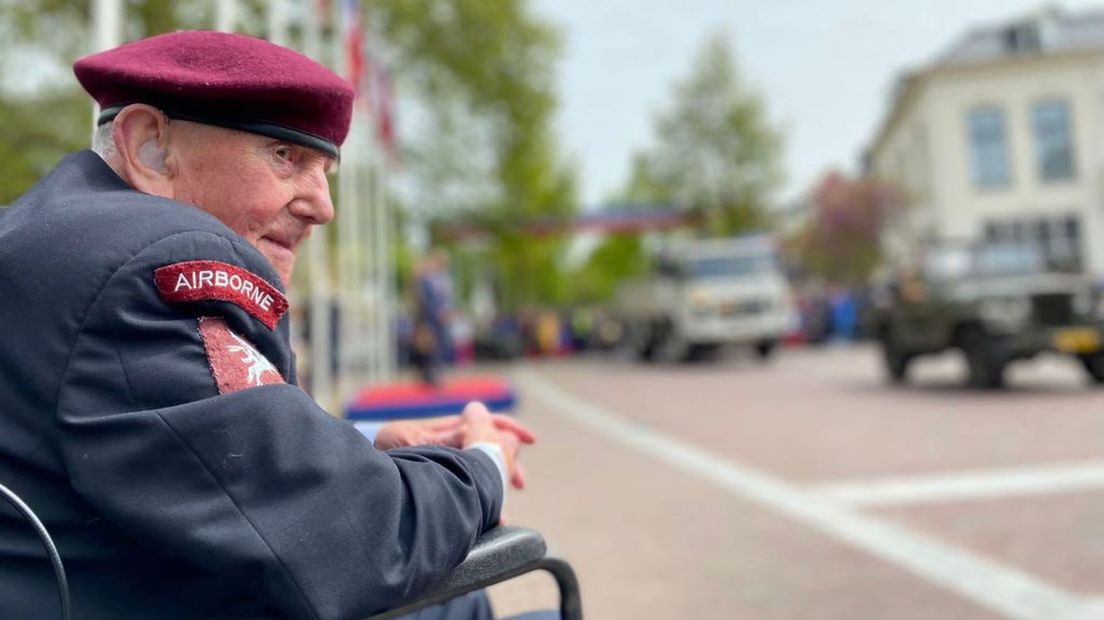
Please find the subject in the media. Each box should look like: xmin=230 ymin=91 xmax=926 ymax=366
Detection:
xmin=1054 ymin=328 xmax=1100 ymax=353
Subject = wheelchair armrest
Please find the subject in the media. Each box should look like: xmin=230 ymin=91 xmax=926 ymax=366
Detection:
xmin=368 ymin=526 xmax=582 ymax=620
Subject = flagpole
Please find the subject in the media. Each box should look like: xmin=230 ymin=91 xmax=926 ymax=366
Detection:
xmin=301 ymin=0 xmax=335 ymax=412
xmin=90 ymin=0 xmax=122 ymax=136
xmin=354 ymin=0 xmax=385 ymax=389
xmin=374 ymin=144 xmax=394 ymax=381
xmin=215 ymin=0 xmax=238 ymax=32
xmin=91 ymin=0 xmax=121 ymax=50
xmin=369 ymin=18 xmax=398 ymax=382
xmin=267 ymin=0 xmax=288 ymax=46
xmin=335 ymin=0 xmax=366 ymax=403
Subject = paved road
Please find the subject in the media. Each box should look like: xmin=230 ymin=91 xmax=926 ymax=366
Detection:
xmin=486 ymin=345 xmax=1104 ymax=620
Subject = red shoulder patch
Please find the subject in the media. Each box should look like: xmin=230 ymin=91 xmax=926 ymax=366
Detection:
xmin=198 ymin=317 xmax=285 ymax=394
xmin=154 ymin=260 xmax=288 ymax=330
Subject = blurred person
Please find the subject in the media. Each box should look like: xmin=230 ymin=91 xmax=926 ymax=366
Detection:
xmin=829 ymin=285 xmax=859 ymax=342
xmin=569 ymin=307 xmax=594 ymax=353
xmin=536 ymin=310 xmax=562 ymax=356
xmin=474 ymin=312 xmax=525 ymax=361
xmin=0 ymin=31 xmax=539 ymax=620
xmin=411 ymin=251 xmax=454 ymax=385
xmin=451 ymin=312 xmax=476 ymax=364
xmin=429 ymin=248 xmax=458 ymax=363
xmin=396 ymin=311 xmax=415 ymax=366
xmin=518 ymin=305 xmax=538 ymax=355
xmin=797 ymin=282 xmax=833 ymax=345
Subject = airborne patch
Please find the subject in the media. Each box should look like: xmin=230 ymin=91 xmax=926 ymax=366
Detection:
xmin=198 ymin=317 xmax=285 ymax=394
xmin=154 ymin=260 xmax=288 ymax=330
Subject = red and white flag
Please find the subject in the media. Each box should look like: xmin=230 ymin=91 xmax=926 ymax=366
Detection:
xmin=373 ymin=59 xmax=398 ymax=163
xmin=342 ymin=0 xmax=366 ymax=97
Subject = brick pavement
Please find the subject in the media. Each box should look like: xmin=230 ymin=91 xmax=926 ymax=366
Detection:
xmin=488 ymin=346 xmax=1104 ymax=619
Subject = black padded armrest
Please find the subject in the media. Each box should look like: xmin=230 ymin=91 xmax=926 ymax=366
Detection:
xmin=368 ymin=526 xmax=582 ymax=620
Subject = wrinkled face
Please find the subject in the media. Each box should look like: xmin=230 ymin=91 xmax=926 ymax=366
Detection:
xmin=169 ymin=121 xmax=335 ymax=285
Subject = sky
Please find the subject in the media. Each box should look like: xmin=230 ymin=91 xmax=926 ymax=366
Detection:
xmin=530 ymin=0 xmax=1104 ymax=208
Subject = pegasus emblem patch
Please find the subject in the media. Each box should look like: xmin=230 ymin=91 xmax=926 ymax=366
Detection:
xmin=198 ymin=317 xmax=284 ymax=394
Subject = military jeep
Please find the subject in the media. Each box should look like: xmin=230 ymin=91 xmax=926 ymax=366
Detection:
xmin=874 ymin=242 xmax=1104 ymax=388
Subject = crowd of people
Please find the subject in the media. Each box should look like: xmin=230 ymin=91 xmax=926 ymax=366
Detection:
xmin=393 ymin=283 xmax=875 ymax=375
xmin=791 ymin=283 xmax=877 ymax=345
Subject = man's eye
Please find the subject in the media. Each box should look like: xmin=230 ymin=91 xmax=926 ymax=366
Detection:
xmin=274 ymin=146 xmax=295 ymax=162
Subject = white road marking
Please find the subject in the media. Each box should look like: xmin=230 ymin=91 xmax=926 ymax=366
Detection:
xmin=811 ymin=460 xmax=1104 ymax=508
xmin=516 ymin=368 xmax=1101 ymax=620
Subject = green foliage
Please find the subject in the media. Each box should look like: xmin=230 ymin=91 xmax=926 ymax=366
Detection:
xmin=0 ymin=91 xmax=87 ymax=205
xmin=566 ymin=235 xmax=646 ymax=305
xmin=626 ymin=33 xmax=783 ymax=236
xmin=377 ymin=0 xmax=576 ymax=311
xmin=377 ymin=0 xmax=566 ymax=223
xmin=619 ymin=153 xmax=672 ymax=205
xmin=0 ymin=0 xmax=90 ymax=64
xmin=559 ymin=33 xmax=785 ymax=306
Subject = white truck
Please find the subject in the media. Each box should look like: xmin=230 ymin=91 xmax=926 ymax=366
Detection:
xmin=616 ymin=235 xmax=796 ymax=362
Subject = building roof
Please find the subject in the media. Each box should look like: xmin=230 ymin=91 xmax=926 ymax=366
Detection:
xmin=936 ymin=5 xmax=1104 ymax=67
xmin=867 ymin=5 xmax=1104 ymax=165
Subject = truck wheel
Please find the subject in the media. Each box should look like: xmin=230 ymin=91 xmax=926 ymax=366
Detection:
xmin=1078 ymin=354 xmax=1104 ymax=384
xmin=960 ymin=329 xmax=1006 ymax=389
xmin=692 ymin=343 xmax=720 ymax=360
xmin=657 ymin=321 xmax=691 ymax=364
xmin=880 ymin=330 xmax=911 ymax=384
xmin=754 ymin=340 xmax=776 ymax=362
xmin=626 ymin=321 xmax=657 ymax=362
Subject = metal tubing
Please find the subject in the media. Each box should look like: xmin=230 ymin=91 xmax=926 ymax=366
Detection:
xmin=0 ymin=482 xmax=70 ymax=620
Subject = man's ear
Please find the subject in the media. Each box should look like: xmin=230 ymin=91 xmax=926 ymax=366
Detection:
xmin=111 ymin=104 xmax=174 ymax=197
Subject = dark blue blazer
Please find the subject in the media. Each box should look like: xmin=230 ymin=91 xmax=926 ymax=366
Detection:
xmin=0 ymin=151 xmax=503 ymax=619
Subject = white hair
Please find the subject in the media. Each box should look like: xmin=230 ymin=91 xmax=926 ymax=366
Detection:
xmin=91 ymin=121 xmax=118 ymax=160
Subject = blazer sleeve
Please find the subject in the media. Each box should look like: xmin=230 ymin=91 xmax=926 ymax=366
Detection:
xmin=55 ymin=230 xmax=503 ymax=620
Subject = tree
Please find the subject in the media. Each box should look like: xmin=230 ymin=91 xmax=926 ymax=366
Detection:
xmin=628 ymin=33 xmax=783 ymax=235
xmin=382 ymin=0 xmax=576 ymax=310
xmin=560 ymin=32 xmax=784 ymax=306
xmin=619 ymin=153 xmax=672 ymax=205
xmin=565 ymin=234 xmax=646 ymax=305
xmin=789 ymin=171 xmax=905 ymax=285
xmin=0 ymin=93 xmax=88 ymax=205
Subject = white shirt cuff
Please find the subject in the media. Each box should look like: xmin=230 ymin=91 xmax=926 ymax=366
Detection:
xmin=466 ymin=442 xmax=508 ymax=495
xmin=353 ymin=421 xmax=384 ymax=445
xmin=354 ymin=422 xmax=507 ymax=495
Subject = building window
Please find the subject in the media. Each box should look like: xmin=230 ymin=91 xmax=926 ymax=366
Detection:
xmin=1032 ymin=99 xmax=1076 ymax=181
xmin=967 ymin=106 xmax=1011 ymax=188
xmin=984 ymin=214 xmax=1082 ymax=271
xmin=1004 ymin=23 xmax=1041 ymax=53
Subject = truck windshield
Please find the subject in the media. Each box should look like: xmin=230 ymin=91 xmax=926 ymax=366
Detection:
xmin=923 ymin=243 xmax=1046 ymax=280
xmin=683 ymin=254 xmax=777 ymax=279
xmin=972 ymin=244 xmax=1045 ymax=275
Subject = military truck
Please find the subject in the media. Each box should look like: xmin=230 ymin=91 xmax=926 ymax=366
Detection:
xmin=874 ymin=241 xmax=1104 ymax=388
xmin=615 ymin=235 xmax=796 ymax=363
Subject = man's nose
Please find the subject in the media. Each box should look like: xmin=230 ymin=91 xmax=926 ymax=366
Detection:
xmin=291 ymin=165 xmax=335 ymax=225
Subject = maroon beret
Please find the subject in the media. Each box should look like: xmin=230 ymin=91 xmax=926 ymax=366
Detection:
xmin=74 ymin=30 xmax=355 ymax=158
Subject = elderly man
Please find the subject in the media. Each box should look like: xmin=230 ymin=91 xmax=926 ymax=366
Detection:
xmin=0 ymin=31 xmax=535 ymax=620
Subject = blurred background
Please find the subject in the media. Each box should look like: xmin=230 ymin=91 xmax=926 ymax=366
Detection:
xmin=8 ymin=1 xmax=1104 ymax=618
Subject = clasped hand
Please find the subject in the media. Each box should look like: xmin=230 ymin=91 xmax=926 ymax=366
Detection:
xmin=373 ymin=402 xmax=535 ymax=489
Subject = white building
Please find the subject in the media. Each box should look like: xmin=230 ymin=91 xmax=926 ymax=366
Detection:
xmin=866 ymin=6 xmax=1104 ymax=275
